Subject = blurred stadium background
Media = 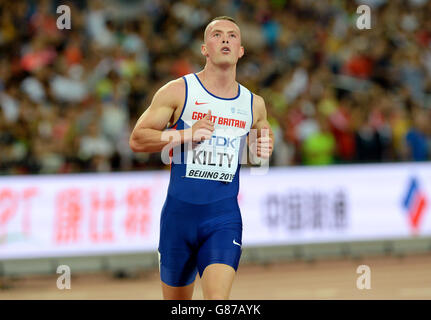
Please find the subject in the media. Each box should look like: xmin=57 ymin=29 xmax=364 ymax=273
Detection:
xmin=1 ymin=0 xmax=431 ymax=299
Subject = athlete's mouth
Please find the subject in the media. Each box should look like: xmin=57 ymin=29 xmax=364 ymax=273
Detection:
xmin=221 ymin=46 xmax=231 ymax=53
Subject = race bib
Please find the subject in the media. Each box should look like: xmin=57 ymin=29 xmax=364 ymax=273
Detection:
xmin=185 ymin=130 xmax=240 ymax=183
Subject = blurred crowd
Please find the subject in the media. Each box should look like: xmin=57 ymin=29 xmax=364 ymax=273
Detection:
xmin=1 ymin=0 xmax=431 ymax=175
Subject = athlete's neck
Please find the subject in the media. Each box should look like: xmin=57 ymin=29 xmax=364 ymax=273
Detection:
xmin=197 ymin=63 xmax=237 ymax=98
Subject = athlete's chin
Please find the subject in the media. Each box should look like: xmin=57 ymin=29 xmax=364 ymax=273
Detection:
xmin=214 ymin=58 xmax=238 ymax=68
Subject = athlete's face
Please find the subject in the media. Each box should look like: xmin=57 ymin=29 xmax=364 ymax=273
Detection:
xmin=202 ymin=20 xmax=244 ymax=67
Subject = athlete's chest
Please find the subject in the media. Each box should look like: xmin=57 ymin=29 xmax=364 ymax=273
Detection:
xmin=181 ymin=96 xmax=251 ymax=138
xmin=180 ymin=73 xmax=253 ymax=135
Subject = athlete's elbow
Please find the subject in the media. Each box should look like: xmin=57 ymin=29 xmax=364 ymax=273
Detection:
xmin=129 ymin=138 xmax=138 ymax=153
xmin=129 ymin=134 xmax=147 ymax=153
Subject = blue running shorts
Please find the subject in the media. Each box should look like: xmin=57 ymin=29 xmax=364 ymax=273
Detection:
xmin=158 ymin=194 xmax=243 ymax=287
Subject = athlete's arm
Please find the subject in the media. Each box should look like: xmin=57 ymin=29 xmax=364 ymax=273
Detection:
xmin=248 ymin=94 xmax=274 ymax=159
xmin=129 ymin=78 xmax=215 ymax=153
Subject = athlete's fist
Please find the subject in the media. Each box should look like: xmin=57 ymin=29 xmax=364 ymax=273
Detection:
xmin=256 ymin=124 xmax=273 ymax=159
xmin=191 ymin=109 xmax=215 ymax=142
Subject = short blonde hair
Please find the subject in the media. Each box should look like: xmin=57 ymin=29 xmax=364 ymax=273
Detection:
xmin=204 ymin=16 xmax=239 ymax=42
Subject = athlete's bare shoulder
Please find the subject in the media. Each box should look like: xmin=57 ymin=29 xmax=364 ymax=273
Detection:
xmin=252 ymin=93 xmax=265 ymax=109
xmin=153 ymin=77 xmax=186 ymax=108
xmin=159 ymin=77 xmax=187 ymax=128
xmin=131 ymin=77 xmax=186 ymax=132
xmin=251 ymin=93 xmax=267 ymax=128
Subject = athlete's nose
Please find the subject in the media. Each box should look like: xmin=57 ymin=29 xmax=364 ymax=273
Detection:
xmin=222 ymin=40 xmax=229 ymax=44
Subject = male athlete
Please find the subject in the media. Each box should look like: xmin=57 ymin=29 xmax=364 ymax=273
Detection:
xmin=129 ymin=16 xmax=274 ymax=300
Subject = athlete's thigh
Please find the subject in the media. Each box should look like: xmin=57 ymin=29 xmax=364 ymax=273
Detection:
xmin=196 ymin=211 xmax=243 ymax=276
xmin=196 ymin=210 xmax=243 ymax=300
xmin=158 ymin=195 xmax=199 ymax=289
xmin=162 ymin=278 xmax=196 ymax=300
xmin=200 ymin=263 xmax=236 ymax=300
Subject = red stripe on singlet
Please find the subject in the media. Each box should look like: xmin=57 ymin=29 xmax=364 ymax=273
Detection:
xmin=169 ymin=124 xmax=178 ymax=171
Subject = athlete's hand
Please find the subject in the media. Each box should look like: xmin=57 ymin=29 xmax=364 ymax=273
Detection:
xmin=191 ymin=110 xmax=215 ymax=142
xmin=256 ymin=124 xmax=273 ymax=158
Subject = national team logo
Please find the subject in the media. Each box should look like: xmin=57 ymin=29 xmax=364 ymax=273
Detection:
xmin=237 ymin=108 xmax=248 ymax=115
xmin=402 ymin=177 xmax=427 ymax=234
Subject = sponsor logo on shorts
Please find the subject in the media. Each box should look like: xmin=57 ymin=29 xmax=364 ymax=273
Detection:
xmin=233 ymin=239 xmax=241 ymax=247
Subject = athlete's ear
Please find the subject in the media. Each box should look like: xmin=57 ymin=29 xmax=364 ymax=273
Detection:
xmin=238 ymin=46 xmax=244 ymax=59
xmin=201 ymin=43 xmax=209 ymax=57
